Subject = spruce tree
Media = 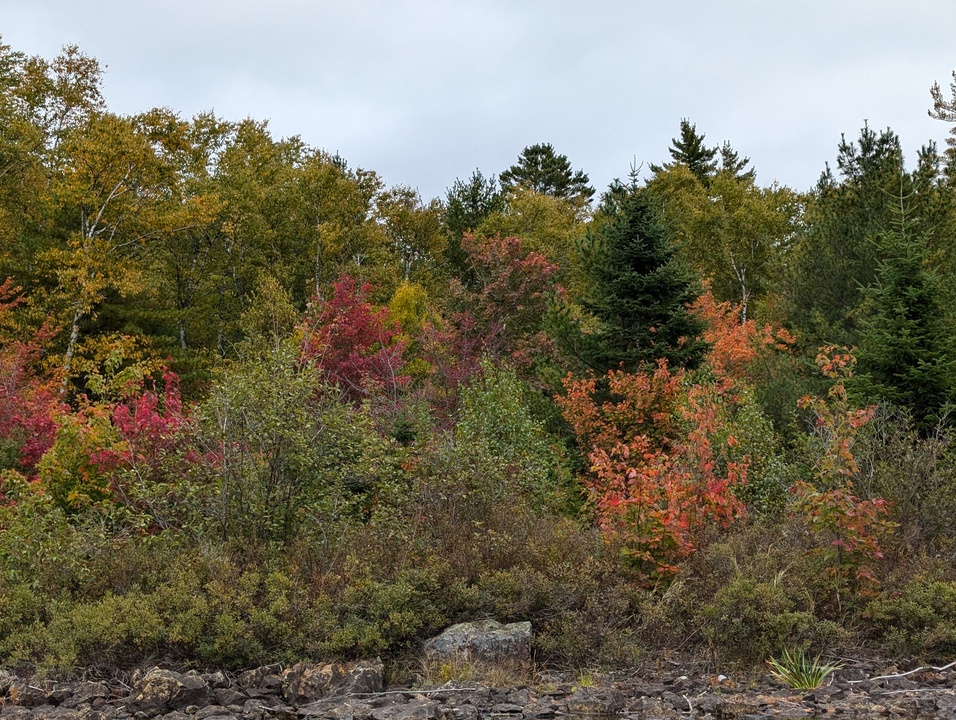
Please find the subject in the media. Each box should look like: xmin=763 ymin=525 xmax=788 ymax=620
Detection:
xmin=851 ymin=222 xmax=956 ymax=435
xmin=573 ymin=181 xmax=709 ymax=373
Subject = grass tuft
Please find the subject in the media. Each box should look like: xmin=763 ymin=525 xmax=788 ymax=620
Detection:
xmin=767 ymin=648 xmax=842 ymax=690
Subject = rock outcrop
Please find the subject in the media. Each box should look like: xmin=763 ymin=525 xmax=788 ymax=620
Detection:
xmin=422 ymin=620 xmax=531 ymax=665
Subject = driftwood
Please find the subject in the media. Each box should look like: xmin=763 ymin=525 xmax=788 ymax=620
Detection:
xmin=847 ymin=660 xmax=956 ymax=684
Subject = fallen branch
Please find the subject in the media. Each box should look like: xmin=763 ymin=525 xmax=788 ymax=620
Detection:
xmin=848 ymin=660 xmax=956 ymax=685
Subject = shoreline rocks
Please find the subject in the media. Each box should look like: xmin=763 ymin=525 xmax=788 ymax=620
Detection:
xmin=2 ymin=661 xmax=956 ymax=720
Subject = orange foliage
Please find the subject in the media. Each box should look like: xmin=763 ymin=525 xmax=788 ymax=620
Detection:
xmin=692 ymin=291 xmax=794 ymax=387
xmin=560 ymin=364 xmax=748 ymax=583
xmin=558 ymin=291 xmax=802 ymax=582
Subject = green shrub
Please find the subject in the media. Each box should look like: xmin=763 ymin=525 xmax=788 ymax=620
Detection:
xmin=700 ymin=576 xmax=841 ymax=664
xmin=864 ymin=575 xmax=956 ymax=660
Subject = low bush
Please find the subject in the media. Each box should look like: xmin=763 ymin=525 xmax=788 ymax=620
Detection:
xmin=864 ymin=573 xmax=956 ymax=660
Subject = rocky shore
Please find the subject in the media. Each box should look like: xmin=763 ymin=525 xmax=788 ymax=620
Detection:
xmin=2 ymin=659 xmax=956 ymax=720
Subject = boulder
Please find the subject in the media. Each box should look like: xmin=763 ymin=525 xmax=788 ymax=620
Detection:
xmin=370 ymin=699 xmax=444 ymax=720
xmin=422 ymin=620 xmax=531 ymax=665
xmin=238 ymin=664 xmax=283 ymax=690
xmin=566 ymin=686 xmax=625 ymax=715
xmin=282 ymin=660 xmax=384 ymax=703
xmin=126 ymin=668 xmax=212 ymax=715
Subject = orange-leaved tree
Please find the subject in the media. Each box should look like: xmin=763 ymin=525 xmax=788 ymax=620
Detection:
xmin=560 ymin=362 xmax=748 ymax=582
xmin=558 ymin=290 xmax=795 ymax=582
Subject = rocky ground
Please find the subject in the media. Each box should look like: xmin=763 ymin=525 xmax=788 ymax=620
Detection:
xmin=2 ymin=658 xmax=956 ymax=720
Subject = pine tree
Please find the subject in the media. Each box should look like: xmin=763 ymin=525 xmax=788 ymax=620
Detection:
xmin=445 ymin=169 xmax=503 ymax=241
xmin=651 ymin=119 xmax=718 ymax=185
xmin=443 ymin=169 xmax=504 ymax=284
xmin=499 ymin=143 xmax=594 ymax=205
xmin=572 ymin=181 xmax=709 ymax=373
xmin=719 ymin=141 xmax=755 ymax=181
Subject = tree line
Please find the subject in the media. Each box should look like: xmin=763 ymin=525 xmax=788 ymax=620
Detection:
xmin=2 ymin=38 xmax=956 ymax=673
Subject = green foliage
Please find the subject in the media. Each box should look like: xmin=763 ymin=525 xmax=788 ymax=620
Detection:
xmin=785 ymin=125 xmax=954 ymax=350
xmin=850 ymin=222 xmax=956 ymax=435
xmin=646 ymin=164 xmax=801 ymax=322
xmin=444 ymin=169 xmax=504 ymax=281
xmin=767 ymin=649 xmax=843 ymax=690
xmin=850 ymin=406 xmax=956 ymax=548
xmin=701 ymin=577 xmax=835 ymax=664
xmin=864 ymin=574 xmax=956 ymax=659
xmin=499 ymin=143 xmax=594 ymax=206
xmin=199 ymin=338 xmax=406 ymax=543
xmin=563 ymin=181 xmax=708 ymax=373
xmin=455 ymin=360 xmax=567 ymax=509
xmin=11 ymin=37 xmax=956 ymax=677
xmin=650 ymin=119 xmax=719 ymax=185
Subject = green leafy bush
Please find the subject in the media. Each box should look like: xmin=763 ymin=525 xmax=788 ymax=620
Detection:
xmin=700 ymin=576 xmax=838 ymax=663
xmin=864 ymin=575 xmax=956 ymax=659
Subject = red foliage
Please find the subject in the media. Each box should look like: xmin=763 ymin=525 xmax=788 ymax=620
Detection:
xmin=0 ymin=279 xmax=61 ymax=474
xmin=560 ymin=361 xmax=684 ymax=452
xmin=415 ymin=235 xmax=561 ymax=422
xmin=692 ymin=291 xmax=794 ymax=387
xmin=91 ymin=370 xmax=192 ymax=485
xmin=454 ymin=234 xmax=562 ymax=369
xmin=299 ymin=275 xmax=409 ymax=402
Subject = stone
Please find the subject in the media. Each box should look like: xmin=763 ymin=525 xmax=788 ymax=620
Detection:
xmin=565 ymin=686 xmax=625 ymax=715
xmin=126 ymin=669 xmax=212 ymax=715
xmin=202 ymin=675 xmax=231 ymax=692
xmin=193 ymin=706 xmax=233 ymax=719
xmin=370 ymin=699 xmax=443 ymax=720
xmin=237 ymin=667 xmax=283 ymax=691
xmin=282 ymin=661 xmax=384 ymax=704
xmin=61 ymin=683 xmax=111 ymax=709
xmin=444 ymin=706 xmax=478 ymax=720
xmin=422 ymin=621 xmax=531 ymax=665
xmin=213 ymin=689 xmax=247 ymax=708
xmin=488 ymin=703 xmax=523 ymax=714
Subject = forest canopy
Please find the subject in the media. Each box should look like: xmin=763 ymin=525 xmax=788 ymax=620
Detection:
xmin=3 ymin=38 xmax=956 ymax=675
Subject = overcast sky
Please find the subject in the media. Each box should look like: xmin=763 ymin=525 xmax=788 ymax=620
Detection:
xmin=5 ymin=1 xmax=956 ymax=201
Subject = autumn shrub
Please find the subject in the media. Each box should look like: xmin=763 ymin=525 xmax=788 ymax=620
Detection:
xmin=298 ymin=274 xmax=408 ymax=403
xmin=789 ymin=348 xmax=895 ymax=602
xmin=560 ymin=364 xmax=748 ymax=582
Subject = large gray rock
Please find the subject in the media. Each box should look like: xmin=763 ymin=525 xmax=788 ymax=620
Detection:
xmin=422 ymin=620 xmax=531 ymax=665
xmin=566 ymin=686 xmax=626 ymax=715
xmin=126 ymin=668 xmax=212 ymax=715
xmin=371 ymin=699 xmax=444 ymax=720
xmin=282 ymin=660 xmax=384 ymax=703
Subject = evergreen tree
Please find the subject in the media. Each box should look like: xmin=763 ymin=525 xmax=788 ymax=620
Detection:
xmin=785 ymin=124 xmax=952 ymax=349
xmin=851 ymin=220 xmax=956 ymax=435
xmin=499 ymin=143 xmax=594 ymax=205
xmin=719 ymin=141 xmax=755 ymax=182
xmin=651 ymin=119 xmax=718 ymax=185
xmin=445 ymin=169 xmax=503 ymax=241
xmin=565 ymin=179 xmax=708 ymax=373
xmin=443 ymin=169 xmax=504 ymax=283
